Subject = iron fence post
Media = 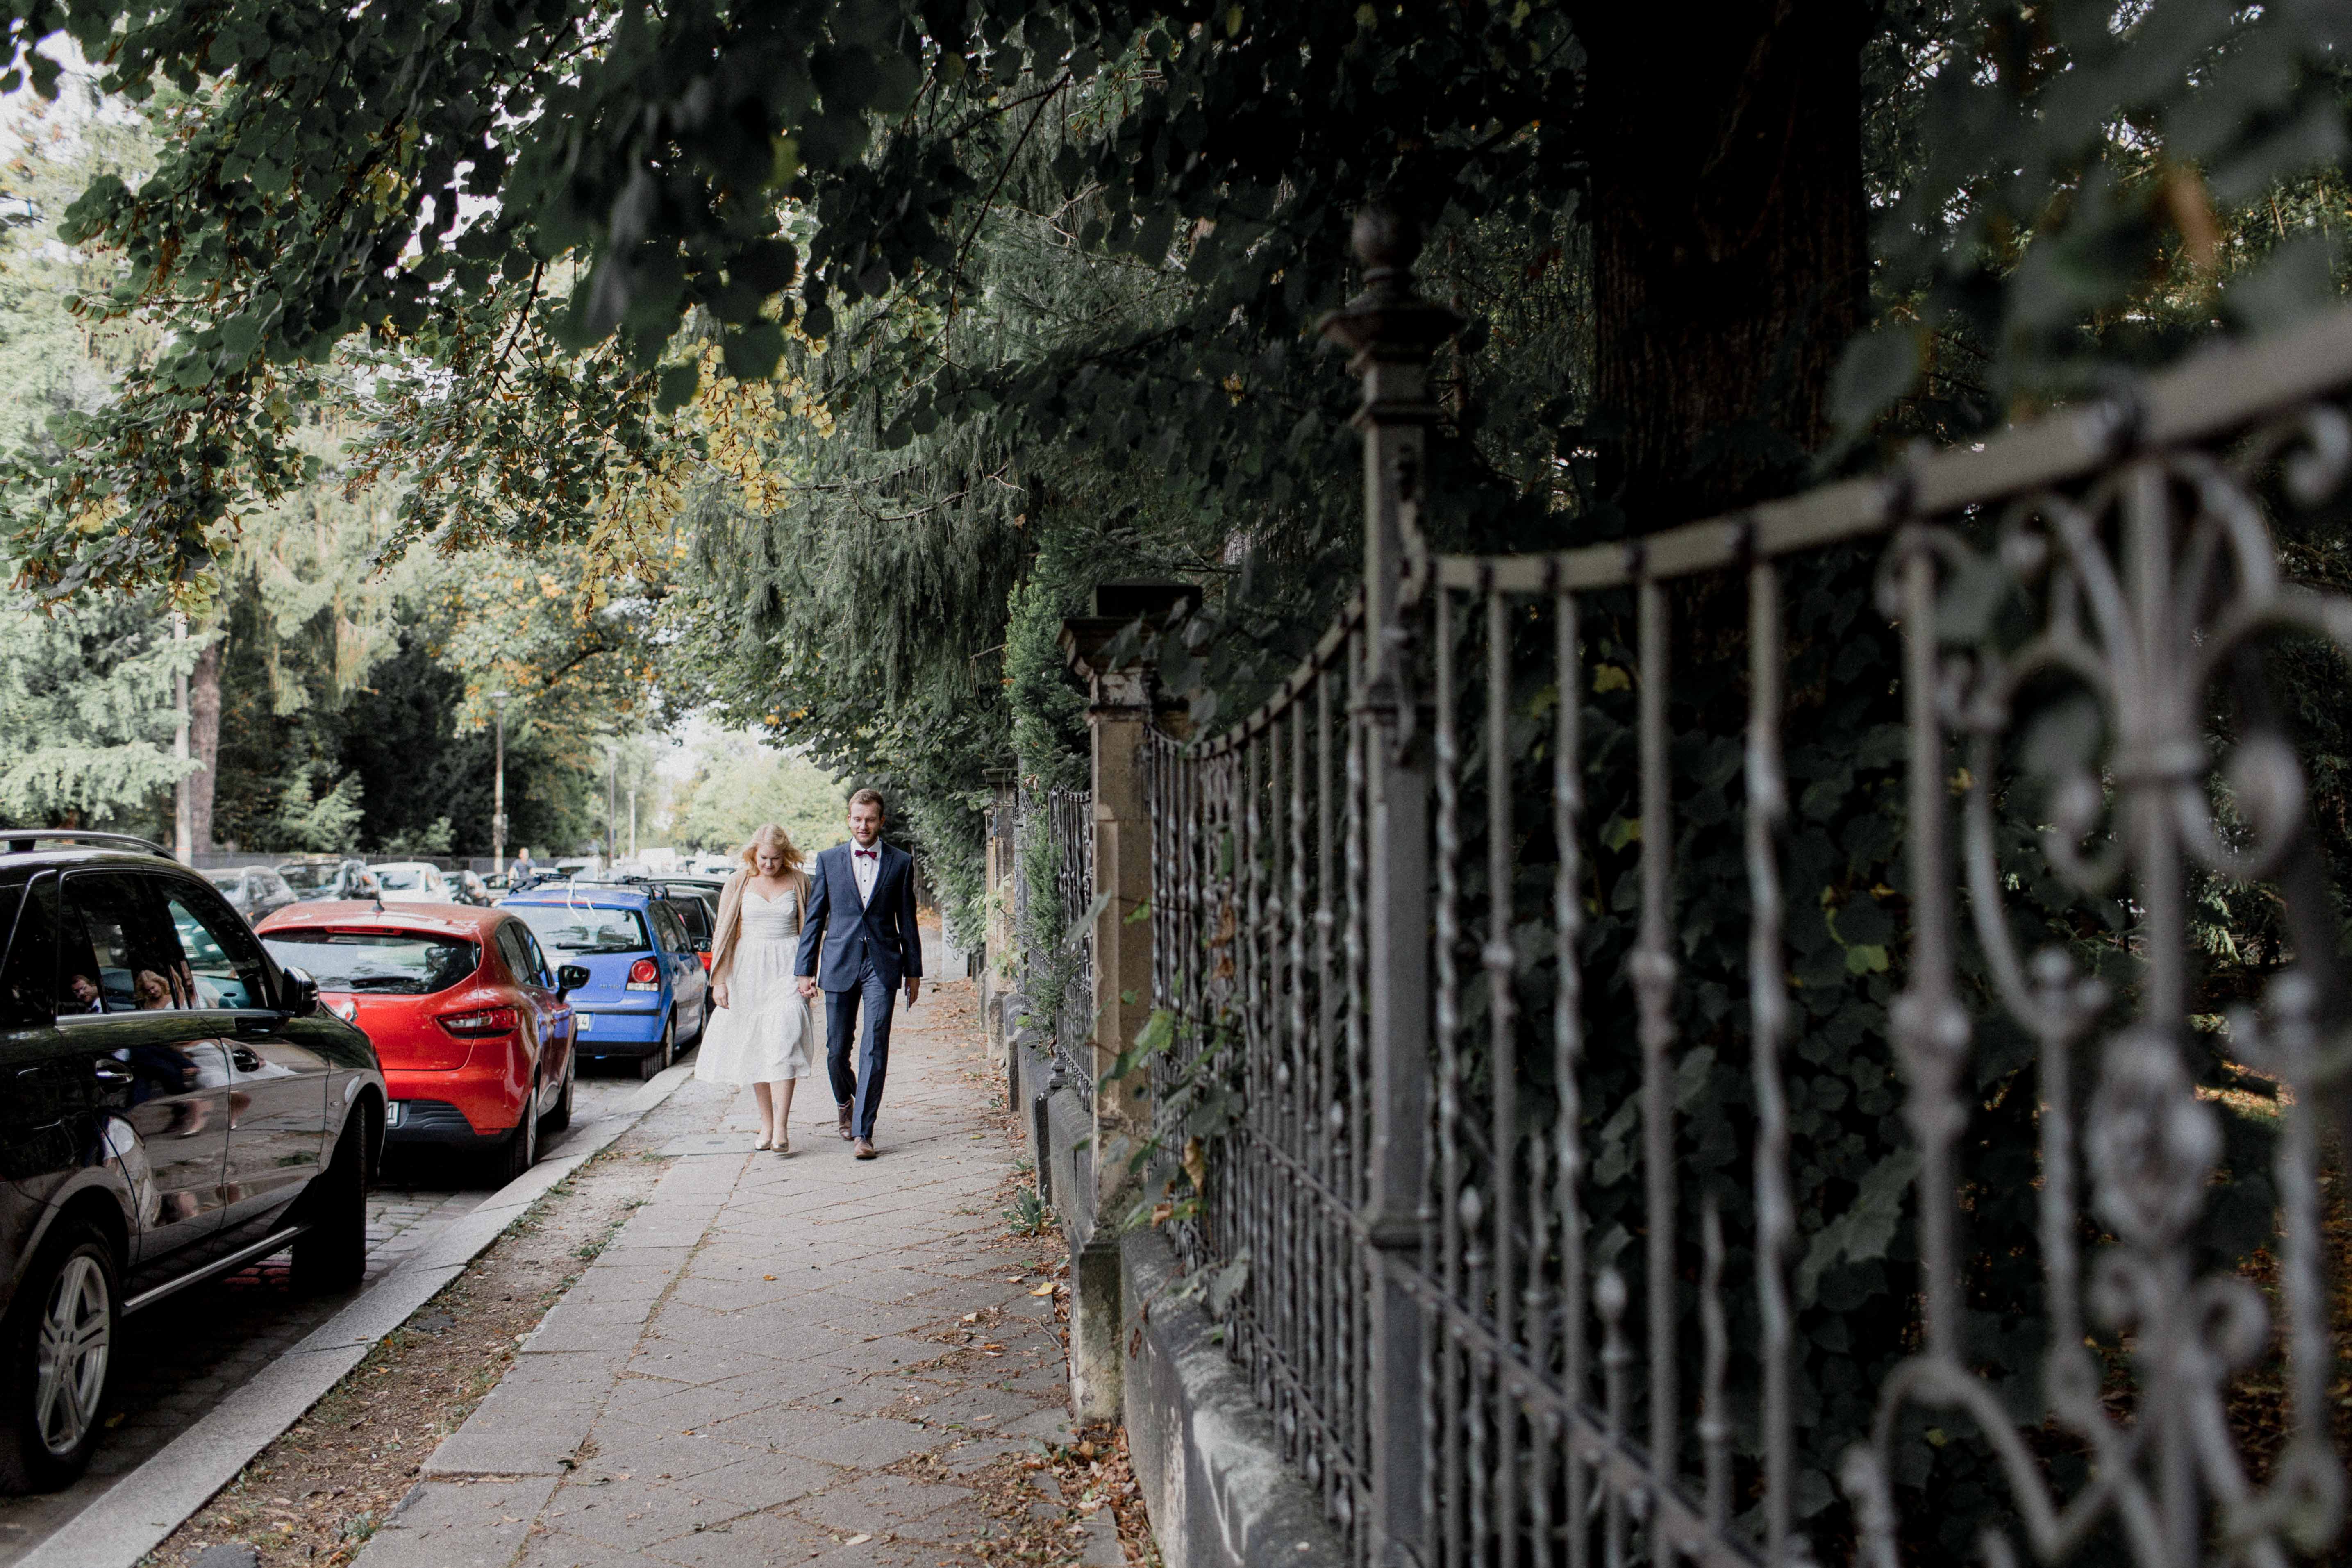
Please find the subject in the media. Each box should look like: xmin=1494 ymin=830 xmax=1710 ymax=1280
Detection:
xmin=1323 ymin=204 xmax=1462 ymax=1568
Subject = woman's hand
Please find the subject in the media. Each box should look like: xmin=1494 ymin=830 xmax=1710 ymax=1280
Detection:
xmin=712 ymin=984 xmax=730 ymax=1011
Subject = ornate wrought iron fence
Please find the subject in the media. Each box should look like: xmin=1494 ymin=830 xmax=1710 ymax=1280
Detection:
xmin=1146 ymin=595 xmax=1375 ymax=1554
xmin=1142 ymin=222 xmax=2352 ymax=1568
xmin=1014 ymin=781 xmax=1097 ymax=1106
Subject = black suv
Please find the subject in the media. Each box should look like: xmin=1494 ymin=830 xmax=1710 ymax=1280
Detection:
xmin=0 ymin=832 xmax=385 ymax=1491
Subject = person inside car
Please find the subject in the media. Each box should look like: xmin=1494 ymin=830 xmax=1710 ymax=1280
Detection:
xmin=64 ymin=972 xmax=102 ymax=1013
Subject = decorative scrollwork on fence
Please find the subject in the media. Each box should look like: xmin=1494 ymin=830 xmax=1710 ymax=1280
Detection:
xmin=1841 ymin=407 xmax=2352 ymax=1568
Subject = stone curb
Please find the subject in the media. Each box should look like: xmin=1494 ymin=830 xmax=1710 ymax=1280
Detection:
xmin=1120 ymin=1225 xmax=1344 ymax=1568
xmin=17 ymin=1055 xmax=705 ymax=1568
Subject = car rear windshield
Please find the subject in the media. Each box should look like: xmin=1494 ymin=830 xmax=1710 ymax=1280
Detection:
xmin=374 ymin=868 xmax=423 ymax=890
xmin=509 ymin=902 xmax=650 ymax=955
xmin=261 ymin=930 xmax=479 ymax=994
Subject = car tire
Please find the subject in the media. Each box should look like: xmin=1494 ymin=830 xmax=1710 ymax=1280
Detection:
xmin=0 ymin=1221 xmax=119 ymax=1493
xmin=635 ymin=1016 xmax=673 ymax=1082
xmin=293 ymin=1115 xmax=369 ymax=1293
xmin=495 ymin=1083 xmax=541 ymax=1184
xmin=540 ymin=1046 xmax=575 ymax=1135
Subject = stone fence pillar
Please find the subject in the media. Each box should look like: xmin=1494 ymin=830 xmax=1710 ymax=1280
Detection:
xmin=1058 ymin=579 xmax=1197 ymax=1422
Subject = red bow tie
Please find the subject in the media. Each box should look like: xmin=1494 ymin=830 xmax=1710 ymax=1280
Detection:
xmin=854 ymin=848 xmax=877 ymax=858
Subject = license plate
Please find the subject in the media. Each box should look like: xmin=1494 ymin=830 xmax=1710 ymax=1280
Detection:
xmin=386 ymin=1102 xmax=406 ymax=1128
xmin=576 ymin=1013 xmax=592 ymax=1032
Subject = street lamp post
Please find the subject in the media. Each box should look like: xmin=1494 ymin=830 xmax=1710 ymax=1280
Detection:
xmin=605 ymin=743 xmax=618 ymax=869
xmin=172 ymin=611 xmax=193 ymax=864
xmin=489 ymin=691 xmax=511 ymax=876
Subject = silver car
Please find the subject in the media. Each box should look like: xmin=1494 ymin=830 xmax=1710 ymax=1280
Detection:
xmin=202 ymin=866 xmax=298 ymax=920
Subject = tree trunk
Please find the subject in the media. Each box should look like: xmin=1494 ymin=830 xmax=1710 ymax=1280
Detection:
xmin=1581 ymin=2 xmax=1870 ymax=528
xmin=189 ymin=637 xmax=222 ymax=852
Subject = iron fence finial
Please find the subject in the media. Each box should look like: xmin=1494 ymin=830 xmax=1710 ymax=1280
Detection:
xmin=1350 ymin=201 xmax=1418 ymax=301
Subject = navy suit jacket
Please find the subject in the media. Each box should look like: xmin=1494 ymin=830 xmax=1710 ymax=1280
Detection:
xmin=794 ymin=841 xmax=924 ymax=991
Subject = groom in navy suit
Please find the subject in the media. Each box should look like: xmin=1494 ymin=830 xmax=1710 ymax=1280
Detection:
xmin=795 ymin=788 xmax=924 ymax=1158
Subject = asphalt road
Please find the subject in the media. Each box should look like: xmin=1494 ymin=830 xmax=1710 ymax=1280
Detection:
xmin=0 ymin=1064 xmax=660 ymax=1567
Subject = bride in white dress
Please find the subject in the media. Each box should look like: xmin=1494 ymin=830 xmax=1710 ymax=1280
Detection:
xmin=695 ymin=824 xmax=816 ymax=1151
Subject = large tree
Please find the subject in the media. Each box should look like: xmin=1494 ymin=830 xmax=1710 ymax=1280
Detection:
xmin=3 ymin=1 xmax=2329 ymax=584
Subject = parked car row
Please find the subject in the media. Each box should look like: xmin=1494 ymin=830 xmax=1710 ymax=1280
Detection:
xmin=0 ymin=834 xmax=730 ymax=1495
xmin=204 ymin=858 xmax=500 ymax=919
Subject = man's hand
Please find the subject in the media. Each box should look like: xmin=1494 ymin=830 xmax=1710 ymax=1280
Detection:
xmin=711 ymin=984 xmax=730 ymax=1011
xmin=905 ymin=977 xmax=921 ymax=1008
xmin=797 ymin=976 xmax=819 ymax=1000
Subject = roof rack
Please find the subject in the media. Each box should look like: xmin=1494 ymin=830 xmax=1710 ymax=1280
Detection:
xmin=0 ymin=830 xmax=175 ymax=859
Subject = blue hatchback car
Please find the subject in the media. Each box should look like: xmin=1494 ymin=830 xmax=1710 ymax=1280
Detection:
xmin=500 ymin=886 xmax=708 ymax=1078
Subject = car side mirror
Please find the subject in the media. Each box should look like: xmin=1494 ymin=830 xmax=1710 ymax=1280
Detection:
xmin=557 ymin=964 xmax=590 ymax=998
xmin=284 ymin=967 xmax=322 ymax=1017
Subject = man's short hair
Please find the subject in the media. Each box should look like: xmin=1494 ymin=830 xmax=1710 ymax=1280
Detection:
xmin=848 ymin=787 xmax=886 ymax=814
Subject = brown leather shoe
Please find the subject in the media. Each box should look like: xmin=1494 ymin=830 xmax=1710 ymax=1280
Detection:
xmin=837 ymin=1102 xmax=854 ymax=1141
xmin=854 ymin=1138 xmax=877 ymax=1160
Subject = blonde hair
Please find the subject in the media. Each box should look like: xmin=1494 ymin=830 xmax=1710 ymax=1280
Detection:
xmin=739 ymin=823 xmax=804 ymax=875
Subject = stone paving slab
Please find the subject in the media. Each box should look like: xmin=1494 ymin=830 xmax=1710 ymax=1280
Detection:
xmin=359 ymin=981 xmax=1087 ymax=1568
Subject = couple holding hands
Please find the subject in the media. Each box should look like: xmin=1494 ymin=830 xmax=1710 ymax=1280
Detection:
xmin=694 ymin=789 xmax=924 ymax=1158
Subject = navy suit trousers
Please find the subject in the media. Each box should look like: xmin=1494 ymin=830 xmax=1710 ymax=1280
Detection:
xmin=825 ymin=962 xmax=896 ymax=1139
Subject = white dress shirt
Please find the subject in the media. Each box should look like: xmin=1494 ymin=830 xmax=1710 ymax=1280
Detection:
xmin=851 ymin=841 xmax=880 ymax=906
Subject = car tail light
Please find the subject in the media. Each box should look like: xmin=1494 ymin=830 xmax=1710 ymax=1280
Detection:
xmin=626 ymin=959 xmax=660 ymax=992
xmin=698 ymin=952 xmax=713 ymax=971
xmin=438 ymin=1005 xmax=519 ymax=1037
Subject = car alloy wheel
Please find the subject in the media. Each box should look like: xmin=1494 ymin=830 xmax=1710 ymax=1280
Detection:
xmin=33 ymin=1255 xmax=109 ymax=1460
xmin=541 ymin=1045 xmax=575 ymax=1133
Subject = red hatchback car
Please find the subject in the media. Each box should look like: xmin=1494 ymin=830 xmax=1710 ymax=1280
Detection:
xmin=255 ymin=903 xmax=587 ymax=1182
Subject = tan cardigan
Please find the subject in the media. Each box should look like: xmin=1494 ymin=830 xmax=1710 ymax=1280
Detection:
xmin=708 ymin=866 xmax=811 ymax=991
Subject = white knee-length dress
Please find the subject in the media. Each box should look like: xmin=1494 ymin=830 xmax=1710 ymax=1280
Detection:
xmin=695 ymin=888 xmax=816 ymax=1084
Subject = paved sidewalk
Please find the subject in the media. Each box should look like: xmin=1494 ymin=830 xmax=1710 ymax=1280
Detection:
xmin=358 ymin=979 xmax=1104 ymax=1568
